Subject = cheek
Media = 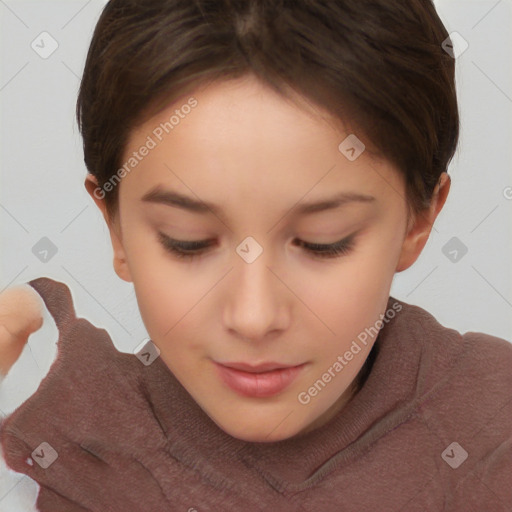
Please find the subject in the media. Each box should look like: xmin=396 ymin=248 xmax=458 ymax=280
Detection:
xmin=298 ymin=238 xmax=398 ymax=356
xmin=123 ymin=231 xmax=213 ymax=349
xmin=120 ymin=227 xmax=178 ymax=338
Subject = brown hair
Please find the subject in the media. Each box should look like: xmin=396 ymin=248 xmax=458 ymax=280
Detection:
xmin=76 ymin=0 xmax=459 ymax=222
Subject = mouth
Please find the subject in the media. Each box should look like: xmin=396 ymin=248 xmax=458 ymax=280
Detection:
xmin=213 ymin=360 xmax=308 ymax=398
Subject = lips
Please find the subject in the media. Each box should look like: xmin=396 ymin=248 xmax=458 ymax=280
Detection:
xmin=214 ymin=361 xmax=307 ymax=398
xmin=220 ymin=361 xmax=298 ymax=373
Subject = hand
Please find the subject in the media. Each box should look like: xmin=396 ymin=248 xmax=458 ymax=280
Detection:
xmin=0 ymin=285 xmax=44 ymax=378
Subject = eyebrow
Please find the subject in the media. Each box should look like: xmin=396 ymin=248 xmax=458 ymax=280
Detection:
xmin=141 ymin=186 xmax=376 ymax=217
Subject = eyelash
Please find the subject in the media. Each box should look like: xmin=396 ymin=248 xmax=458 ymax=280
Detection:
xmin=158 ymin=232 xmax=356 ymax=261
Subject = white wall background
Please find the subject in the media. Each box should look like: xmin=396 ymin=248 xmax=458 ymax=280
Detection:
xmin=0 ymin=0 xmax=511 ymax=509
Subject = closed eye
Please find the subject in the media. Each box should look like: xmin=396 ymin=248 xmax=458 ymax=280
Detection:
xmin=158 ymin=232 xmax=356 ymax=260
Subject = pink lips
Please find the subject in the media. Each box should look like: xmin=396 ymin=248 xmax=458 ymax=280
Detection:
xmin=214 ymin=361 xmax=307 ymax=398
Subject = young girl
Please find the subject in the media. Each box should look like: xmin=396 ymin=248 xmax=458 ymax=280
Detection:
xmin=1 ymin=0 xmax=511 ymax=510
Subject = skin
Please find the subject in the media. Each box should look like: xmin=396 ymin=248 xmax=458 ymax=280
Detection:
xmin=74 ymin=74 xmax=447 ymax=442
xmin=0 ymin=286 xmax=44 ymax=377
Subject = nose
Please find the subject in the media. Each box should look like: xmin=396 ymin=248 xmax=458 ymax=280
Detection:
xmin=223 ymin=250 xmax=289 ymax=343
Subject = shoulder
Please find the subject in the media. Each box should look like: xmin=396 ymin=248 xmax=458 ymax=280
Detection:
xmin=392 ymin=298 xmax=512 ymax=428
xmin=383 ymin=298 xmax=512 ymax=425
xmin=393 ymin=302 xmax=512 ymax=503
xmin=455 ymin=329 xmax=512 ymax=396
xmin=461 ymin=328 xmax=512 ymax=364
xmin=390 ymin=297 xmax=512 ymax=377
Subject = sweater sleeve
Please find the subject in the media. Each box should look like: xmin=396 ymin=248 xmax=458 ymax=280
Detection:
xmin=0 ymin=282 xmax=54 ymax=512
xmin=0 ymin=420 xmax=40 ymax=512
xmin=0 ymin=277 xmax=174 ymax=511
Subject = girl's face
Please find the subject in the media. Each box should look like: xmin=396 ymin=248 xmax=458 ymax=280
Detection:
xmin=87 ymin=74 xmax=446 ymax=442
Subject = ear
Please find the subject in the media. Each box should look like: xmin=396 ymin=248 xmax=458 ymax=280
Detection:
xmin=84 ymin=174 xmax=133 ymax=283
xmin=396 ymin=172 xmax=451 ymax=272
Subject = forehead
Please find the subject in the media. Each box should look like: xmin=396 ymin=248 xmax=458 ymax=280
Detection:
xmin=120 ymin=76 xmax=404 ymax=213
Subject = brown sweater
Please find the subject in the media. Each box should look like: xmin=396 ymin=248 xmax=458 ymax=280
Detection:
xmin=1 ymin=277 xmax=511 ymax=511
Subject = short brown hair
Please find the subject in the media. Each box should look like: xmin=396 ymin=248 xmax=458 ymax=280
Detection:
xmin=76 ymin=0 xmax=459 ymax=221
